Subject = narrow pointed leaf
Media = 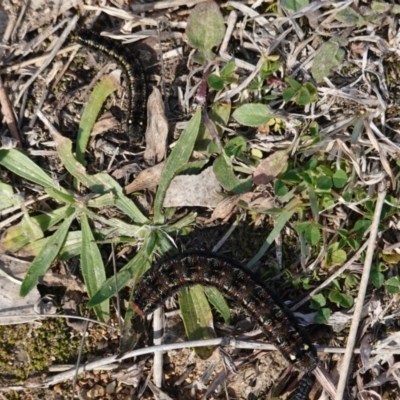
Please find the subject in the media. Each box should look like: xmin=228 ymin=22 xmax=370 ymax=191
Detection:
xmin=87 ymin=233 xmax=157 ymax=307
xmin=179 ymin=286 xmax=215 ymax=359
xmin=154 ymin=107 xmax=202 ymax=224
xmin=20 ymin=210 xmax=76 ymax=296
xmin=0 ymin=149 xmax=54 ymax=188
xmin=81 ymin=214 xmax=109 ymax=321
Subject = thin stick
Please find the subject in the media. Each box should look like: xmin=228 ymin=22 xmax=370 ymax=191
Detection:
xmin=291 ymin=239 xmax=369 ymax=311
xmin=0 ymin=76 xmax=22 ymax=147
xmin=334 ymin=181 xmax=387 ymax=400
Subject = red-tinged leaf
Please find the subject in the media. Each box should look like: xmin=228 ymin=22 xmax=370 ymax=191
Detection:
xmin=253 ymin=150 xmax=288 ymax=185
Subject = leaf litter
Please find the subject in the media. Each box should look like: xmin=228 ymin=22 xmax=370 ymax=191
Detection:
xmin=1 ymin=0 xmax=400 ymax=399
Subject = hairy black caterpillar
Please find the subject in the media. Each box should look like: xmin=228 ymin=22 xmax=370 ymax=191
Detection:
xmin=74 ymin=29 xmax=147 ymax=142
xmin=132 ymin=252 xmax=318 ymax=399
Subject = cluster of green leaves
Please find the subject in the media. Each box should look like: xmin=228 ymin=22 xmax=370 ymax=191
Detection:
xmin=310 ymin=255 xmax=400 ymax=324
xmin=2 ymin=0 xmax=398 ymax=351
xmin=2 ymin=62 xmax=214 ymax=320
xmin=283 ymin=77 xmax=318 ymax=106
xmin=183 ymin=1 xmax=400 ymax=329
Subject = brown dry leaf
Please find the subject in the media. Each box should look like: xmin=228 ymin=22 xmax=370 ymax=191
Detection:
xmin=253 ymin=150 xmax=288 ymax=185
xmin=125 ymin=152 xmax=207 ymax=194
xmin=124 ymin=161 xmax=165 ymax=193
xmin=144 ymin=87 xmax=168 ymax=165
xmin=91 ymin=112 xmax=120 ymax=139
xmin=248 ymin=195 xmax=274 ymax=210
xmin=163 ymin=166 xmax=221 ymax=208
xmin=40 ymin=273 xmax=85 ymax=292
xmin=208 ymin=192 xmax=259 ymax=223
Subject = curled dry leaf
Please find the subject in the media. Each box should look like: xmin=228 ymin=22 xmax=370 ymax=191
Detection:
xmin=125 ymin=161 xmax=166 ymax=194
xmin=207 ymin=192 xmax=273 ymax=223
xmin=125 ymin=152 xmax=207 ymax=194
xmin=91 ymin=112 xmax=120 ymax=139
xmin=144 ymin=87 xmax=169 ymax=165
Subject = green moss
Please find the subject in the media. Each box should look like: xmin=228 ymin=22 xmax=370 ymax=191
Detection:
xmin=0 ymin=318 xmax=89 ymax=381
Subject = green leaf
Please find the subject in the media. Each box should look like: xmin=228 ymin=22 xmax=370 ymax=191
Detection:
xmin=0 ymin=149 xmax=55 ymax=188
xmin=308 ymin=185 xmax=319 ymax=220
xmin=310 ymin=293 xmax=326 ymax=309
xmin=55 ymin=136 xmax=148 ymax=224
xmin=76 ymin=75 xmax=119 ymax=166
xmin=304 ymin=223 xmax=321 ymax=246
xmin=325 ymin=244 xmax=346 ymax=267
xmin=335 ymin=7 xmax=364 ymax=27
xmin=45 ymin=187 xmax=75 ymax=204
xmin=207 ymin=73 xmax=224 ymax=90
xmin=314 ymin=308 xmax=331 ymax=324
xmin=311 ymin=41 xmax=345 ymax=83
xmin=285 ymin=77 xmax=302 ymax=90
xmin=232 ymin=103 xmax=273 ymax=127
xmin=281 ymin=171 xmax=302 ymax=183
xmin=294 ymin=221 xmax=310 ymax=234
xmin=321 ymin=195 xmax=334 ymax=209
xmin=339 ymin=293 xmax=354 ymax=308
xmin=247 ymin=197 xmax=302 ymax=267
xmin=0 ymin=205 xmax=74 ymax=253
xmin=197 ymin=102 xmax=232 ymax=151
xmin=385 ymin=277 xmax=400 ymax=294
xmin=304 ymin=82 xmax=318 ymax=102
xmin=21 ymin=212 xmax=44 ymax=242
xmin=0 ymin=182 xmax=19 ymax=210
xmin=260 ymin=57 xmax=281 ymax=79
xmin=81 ymin=214 xmax=109 ymax=322
xmin=344 ymin=273 xmax=358 ymax=289
xmin=305 ymin=158 xmax=318 ymax=170
xmin=309 ymin=121 xmax=319 ymax=136
xmin=296 ymin=86 xmax=312 ymax=105
xmin=274 ymin=179 xmax=288 ymax=196
xmin=21 ymin=231 xmax=83 ymax=260
xmin=179 ymin=286 xmax=215 ymax=359
xmin=282 ymin=87 xmax=295 ymax=102
xmin=20 ymin=209 xmax=76 ymax=296
xmin=154 ymin=108 xmax=202 ymax=223
xmin=302 ymin=172 xmax=312 ymax=187
xmin=329 ymin=290 xmax=353 ymax=308
xmin=316 ymin=176 xmax=333 ymax=190
xmin=283 ymin=0 xmax=309 ymax=12
xmin=203 ymin=286 xmax=230 ymax=324
xmin=317 ymin=165 xmax=332 ymax=176
xmin=186 ymin=1 xmax=226 ymax=60
xmin=87 ymin=233 xmax=157 ymax=307
xmin=220 ymin=61 xmax=236 ymax=79
xmin=352 ymin=219 xmax=371 ymax=236
xmin=213 ymin=154 xmax=252 ymax=194
xmin=87 ymin=193 xmax=115 ymax=208
xmin=224 ymin=136 xmax=246 ymax=157
xmin=333 ymin=169 xmax=347 ymax=188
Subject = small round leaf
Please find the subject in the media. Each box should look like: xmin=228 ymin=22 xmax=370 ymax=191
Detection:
xmin=232 ymin=103 xmax=273 ymax=127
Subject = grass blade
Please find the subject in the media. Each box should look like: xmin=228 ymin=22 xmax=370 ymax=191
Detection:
xmin=246 ymin=197 xmax=302 ymax=268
